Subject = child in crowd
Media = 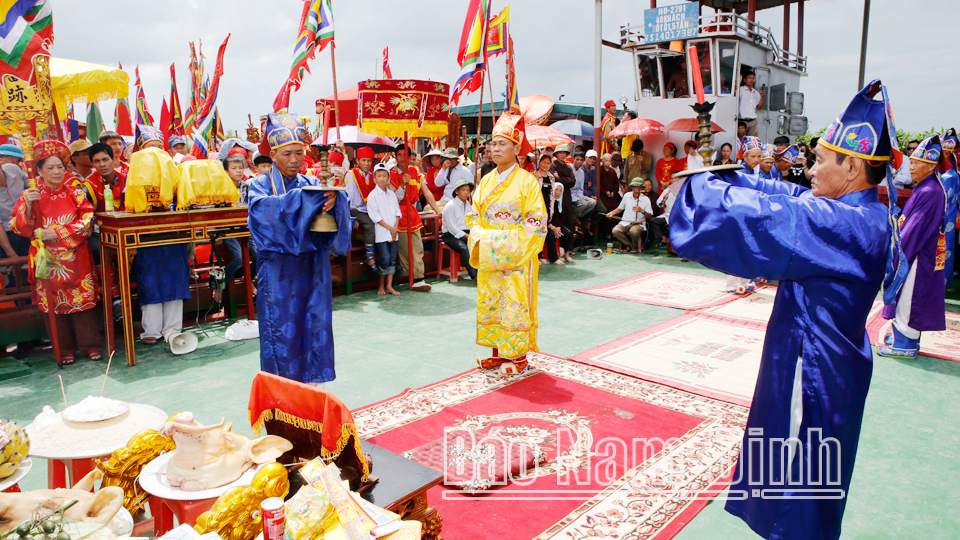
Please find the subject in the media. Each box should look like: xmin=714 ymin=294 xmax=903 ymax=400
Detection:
xmin=253 ymin=153 xmax=273 ymax=176
xmin=367 ymin=163 xmax=401 ymax=296
xmin=440 ymin=178 xmax=477 ymax=280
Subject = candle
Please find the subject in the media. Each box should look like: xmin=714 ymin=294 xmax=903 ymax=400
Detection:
xmin=689 ymin=45 xmax=705 ymax=104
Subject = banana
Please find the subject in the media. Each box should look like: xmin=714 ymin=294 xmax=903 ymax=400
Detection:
xmin=4 ymin=422 xmax=23 ymax=459
xmin=17 ymin=430 xmax=29 ymax=459
xmin=0 ymin=440 xmax=12 ymax=464
xmin=5 ymin=451 xmax=21 ymax=467
xmin=0 ymin=461 xmax=17 ymax=479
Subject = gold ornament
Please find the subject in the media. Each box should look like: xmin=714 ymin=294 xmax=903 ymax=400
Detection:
xmin=97 ymin=429 xmax=176 ymax=514
xmin=194 ymin=462 xmax=290 ymax=540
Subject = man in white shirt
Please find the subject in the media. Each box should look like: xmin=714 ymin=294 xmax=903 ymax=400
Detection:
xmin=684 ymin=140 xmax=705 ymax=170
xmin=893 ymin=139 xmax=920 ymax=188
xmin=738 ymin=71 xmax=766 ymax=137
xmin=440 ymin=178 xmax=477 ymax=280
xmin=439 ymin=148 xmax=474 ymax=201
xmin=648 ymin=179 xmax=680 ymax=247
xmin=606 ymin=178 xmax=653 ymax=252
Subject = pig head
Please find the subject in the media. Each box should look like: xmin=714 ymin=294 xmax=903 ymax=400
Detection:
xmin=159 ymin=412 xmax=292 ymax=492
xmin=0 ymin=474 xmax=123 ymax=534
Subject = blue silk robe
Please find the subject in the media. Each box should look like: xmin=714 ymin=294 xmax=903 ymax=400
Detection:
xmin=248 ymin=170 xmax=351 ymax=384
xmin=940 ymin=167 xmax=958 ymax=287
xmin=134 ymin=244 xmax=191 ymax=305
xmin=671 ymin=170 xmax=890 ymax=540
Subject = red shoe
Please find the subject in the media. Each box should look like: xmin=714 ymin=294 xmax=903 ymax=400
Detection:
xmin=477 ymin=355 xmax=506 ymax=370
xmin=499 ymin=356 xmax=528 ymax=375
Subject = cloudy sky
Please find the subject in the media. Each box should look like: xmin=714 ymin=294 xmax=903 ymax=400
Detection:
xmin=52 ymin=0 xmax=956 ymax=136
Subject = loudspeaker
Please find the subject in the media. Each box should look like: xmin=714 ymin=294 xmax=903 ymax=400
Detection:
xmin=166 ymin=332 xmax=198 ymax=355
xmin=586 ymin=248 xmax=603 ymax=260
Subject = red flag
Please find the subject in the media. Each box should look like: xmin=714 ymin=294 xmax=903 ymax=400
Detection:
xmin=273 ymin=81 xmax=292 ymax=113
xmin=195 ymin=34 xmax=231 ymax=122
xmin=159 ymin=98 xmax=171 ymax=149
xmin=113 ymin=63 xmax=133 ymax=136
xmin=169 ymin=63 xmax=184 ymax=136
xmin=382 ymin=47 xmax=392 ymax=79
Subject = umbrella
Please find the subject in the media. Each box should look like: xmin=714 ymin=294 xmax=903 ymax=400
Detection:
xmin=525 ymin=125 xmax=575 ymax=148
xmin=665 ymin=118 xmax=724 ymax=133
xmin=520 ymin=95 xmax=554 ymax=126
xmin=609 ymin=118 xmax=666 ymax=138
xmin=50 ymin=58 xmax=130 ymax=118
xmin=549 ymin=119 xmax=595 ymax=141
xmin=314 ymin=126 xmax=397 ymax=154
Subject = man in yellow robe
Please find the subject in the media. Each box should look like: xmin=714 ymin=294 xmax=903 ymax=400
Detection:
xmin=466 ymin=114 xmax=548 ymax=375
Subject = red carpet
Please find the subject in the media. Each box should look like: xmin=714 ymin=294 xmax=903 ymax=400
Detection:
xmin=575 ymin=270 xmax=754 ymax=311
xmin=353 ymin=353 xmax=747 ymax=540
xmin=865 ymin=299 xmax=960 ymax=362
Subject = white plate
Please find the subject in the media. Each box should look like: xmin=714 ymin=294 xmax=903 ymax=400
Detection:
xmin=27 ymin=404 xmax=168 ymax=460
xmin=0 ymin=458 xmax=32 ymax=492
xmin=138 ymin=452 xmax=263 ymax=500
xmin=62 ymin=399 xmax=130 ymax=423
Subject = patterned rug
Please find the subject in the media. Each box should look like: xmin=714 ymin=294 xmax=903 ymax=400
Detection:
xmin=697 ymin=285 xmax=777 ymax=324
xmin=575 ymin=270 xmax=740 ymax=311
xmin=573 ymin=314 xmax=766 ymax=407
xmin=353 ymin=353 xmax=747 ymax=540
xmin=865 ymin=299 xmax=960 ymax=362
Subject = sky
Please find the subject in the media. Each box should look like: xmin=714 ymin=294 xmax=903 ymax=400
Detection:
xmin=51 ymin=0 xmax=957 ymax=137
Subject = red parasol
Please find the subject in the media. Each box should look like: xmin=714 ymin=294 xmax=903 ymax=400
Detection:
xmin=519 ymin=95 xmax=554 ymax=126
xmin=665 ymin=118 xmax=724 ymax=133
xmin=525 ymin=124 xmax=575 ymax=148
xmin=609 ymin=118 xmax=666 ymax=138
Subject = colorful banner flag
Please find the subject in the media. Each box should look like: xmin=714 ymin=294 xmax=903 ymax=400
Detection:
xmin=382 ymin=47 xmax=392 ymax=79
xmin=190 ymin=105 xmax=218 ymax=159
xmin=486 ymin=6 xmax=509 ymax=57
xmin=451 ymin=0 xmax=490 ymax=105
xmin=65 ymin=103 xmax=74 ymax=120
xmin=0 ymin=0 xmax=53 ymax=84
xmin=86 ymin=102 xmax=103 ymax=143
xmin=506 ymin=37 xmax=520 ymax=114
xmin=169 ymin=63 xmax=184 ymax=136
xmin=273 ymin=0 xmax=336 ymax=112
xmin=134 ymin=66 xmax=154 ymax=126
xmin=194 ymin=34 xmax=230 ymax=123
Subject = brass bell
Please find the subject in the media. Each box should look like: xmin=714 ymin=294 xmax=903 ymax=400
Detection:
xmin=307 ymin=149 xmax=344 ymax=233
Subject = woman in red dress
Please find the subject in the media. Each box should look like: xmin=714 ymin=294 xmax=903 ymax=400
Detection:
xmin=11 ymin=140 xmax=102 ymax=365
xmin=655 ymin=142 xmax=686 ymax=190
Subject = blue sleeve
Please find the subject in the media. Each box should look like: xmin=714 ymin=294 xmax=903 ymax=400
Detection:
xmin=719 ymin=169 xmax=809 ymax=197
xmin=247 ymin=175 xmax=352 ymax=257
xmin=670 ymin=171 xmax=887 ymax=283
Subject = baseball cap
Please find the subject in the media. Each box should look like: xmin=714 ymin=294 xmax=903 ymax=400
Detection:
xmin=585 ymin=150 xmax=598 ymax=158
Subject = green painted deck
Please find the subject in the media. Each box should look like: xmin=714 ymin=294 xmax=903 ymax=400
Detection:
xmin=2 ymin=248 xmax=958 ymax=539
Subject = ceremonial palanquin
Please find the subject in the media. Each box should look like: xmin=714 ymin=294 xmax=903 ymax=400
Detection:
xmin=466 ymin=166 xmax=547 ymax=359
xmin=11 ymin=182 xmax=98 ymax=314
xmin=356 ymin=79 xmax=449 ymax=139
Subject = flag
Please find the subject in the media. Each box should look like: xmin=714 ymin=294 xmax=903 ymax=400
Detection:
xmin=184 ymin=42 xmax=201 ymax=134
xmin=273 ymin=0 xmax=335 ymax=112
xmin=506 ymin=37 xmax=520 ymax=114
xmin=486 ymin=6 xmax=509 ymax=57
xmin=159 ymin=97 xmax=171 ymax=149
xmin=194 ymin=34 xmax=230 ymax=122
xmin=134 ymin=66 xmax=154 ymax=126
xmin=65 ymin=103 xmax=74 ymax=119
xmin=86 ymin=102 xmax=104 ymax=143
xmin=168 ymin=63 xmax=184 ymax=136
xmin=189 ymin=105 xmax=218 ymax=159
xmin=382 ymin=47 xmax=392 ymax=79
xmin=451 ymin=0 xmax=490 ymax=105
xmin=0 ymin=0 xmax=53 ymax=84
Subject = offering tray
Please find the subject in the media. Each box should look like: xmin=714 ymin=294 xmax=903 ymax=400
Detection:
xmin=138 ymin=453 xmax=266 ymax=501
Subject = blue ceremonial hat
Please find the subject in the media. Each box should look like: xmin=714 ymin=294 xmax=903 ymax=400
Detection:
xmin=760 ymin=143 xmax=776 ymax=161
xmin=819 ymin=79 xmax=895 ymax=162
xmin=940 ymin=128 xmax=958 ymax=153
xmin=911 ymin=135 xmax=942 ymax=164
xmin=136 ymin=125 xmax=164 ymax=149
xmin=167 ymin=134 xmax=186 ymax=149
xmin=263 ymin=113 xmax=308 ymax=151
xmin=776 ymin=144 xmax=801 ymax=164
xmin=0 ymin=143 xmax=23 ymax=158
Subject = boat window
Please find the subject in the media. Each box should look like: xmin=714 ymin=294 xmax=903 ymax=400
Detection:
xmin=662 ymin=56 xmax=688 ymax=99
xmin=636 ymin=53 xmax=662 ymax=98
xmin=688 ymin=39 xmax=714 ymax=96
xmin=717 ymin=40 xmax=737 ymax=95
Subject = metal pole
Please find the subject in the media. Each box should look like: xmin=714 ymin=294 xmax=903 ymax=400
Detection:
xmin=783 ymin=0 xmax=791 ymax=52
xmin=798 ymin=0 xmax=805 ymax=57
xmin=593 ymin=0 xmax=602 ymax=147
xmin=330 ymin=46 xmax=342 ymax=140
xmin=748 ymin=0 xmax=756 ymax=32
xmin=650 ymin=0 xmax=656 ymax=8
xmin=858 ymin=0 xmax=871 ymax=90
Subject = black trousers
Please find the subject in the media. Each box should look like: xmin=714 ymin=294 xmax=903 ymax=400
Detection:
xmin=544 ymin=225 xmax=573 ymax=262
xmin=441 ymin=232 xmax=477 ymax=278
xmin=648 ymin=216 xmax=669 ymax=243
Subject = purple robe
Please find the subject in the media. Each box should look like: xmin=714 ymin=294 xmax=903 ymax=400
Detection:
xmin=881 ymin=173 xmax=946 ymax=331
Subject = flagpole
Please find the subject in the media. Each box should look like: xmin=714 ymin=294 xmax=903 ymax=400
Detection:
xmin=475 ymin=70 xmax=485 ymax=184
xmin=330 ymin=46 xmax=342 ymax=141
xmin=486 ymin=64 xmax=497 ymax=132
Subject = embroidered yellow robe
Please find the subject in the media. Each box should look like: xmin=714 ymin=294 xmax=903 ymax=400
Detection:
xmin=466 ymin=166 xmax=548 ymax=359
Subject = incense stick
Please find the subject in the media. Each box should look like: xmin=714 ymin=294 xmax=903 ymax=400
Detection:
xmin=100 ymin=350 xmax=115 ymax=396
xmin=58 ymin=374 xmax=67 ymax=405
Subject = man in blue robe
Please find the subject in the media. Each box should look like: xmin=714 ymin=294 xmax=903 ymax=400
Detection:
xmin=247 ymin=114 xmax=351 ymax=386
xmin=940 ymin=129 xmax=959 ymax=287
xmin=670 ymin=80 xmax=904 ymax=540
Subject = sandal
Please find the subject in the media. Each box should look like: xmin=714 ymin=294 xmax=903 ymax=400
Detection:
xmin=142 ymin=337 xmax=158 ymax=345
xmin=60 ymin=355 xmax=75 ymax=366
xmin=87 ymin=350 xmax=103 ymax=361
xmin=499 ymin=358 xmax=529 ymax=375
xmin=476 ymin=354 xmax=506 ymax=370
